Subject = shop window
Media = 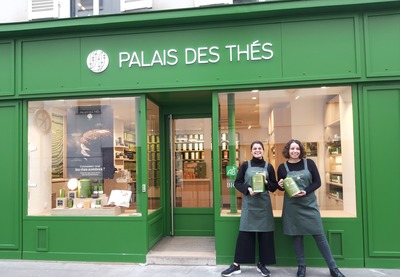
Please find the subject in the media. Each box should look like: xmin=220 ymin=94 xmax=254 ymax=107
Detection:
xmin=147 ymin=99 xmax=160 ymax=213
xmin=218 ymin=86 xmax=356 ymax=218
xmin=28 ymin=97 xmax=141 ymax=216
xmin=73 ymin=0 xmax=121 ymax=17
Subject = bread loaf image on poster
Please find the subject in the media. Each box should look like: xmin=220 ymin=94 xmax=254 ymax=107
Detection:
xmin=80 ymin=129 xmax=113 ymax=157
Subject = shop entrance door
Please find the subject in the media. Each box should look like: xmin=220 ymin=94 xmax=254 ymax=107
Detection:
xmin=169 ymin=116 xmax=214 ymax=236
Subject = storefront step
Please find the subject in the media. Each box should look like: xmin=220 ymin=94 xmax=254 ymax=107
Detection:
xmin=146 ymin=236 xmax=216 ymax=265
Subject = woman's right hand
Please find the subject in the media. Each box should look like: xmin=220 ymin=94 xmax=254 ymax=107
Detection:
xmin=248 ymin=187 xmax=258 ymax=196
xmin=278 ymin=179 xmax=284 ymax=189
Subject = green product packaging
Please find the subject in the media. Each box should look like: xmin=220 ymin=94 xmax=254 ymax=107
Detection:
xmin=283 ymin=177 xmax=301 ymax=197
xmin=252 ymin=173 xmax=265 ymax=193
xmin=67 ymin=198 xmax=73 ymax=208
xmin=79 ymin=179 xmax=92 ymax=198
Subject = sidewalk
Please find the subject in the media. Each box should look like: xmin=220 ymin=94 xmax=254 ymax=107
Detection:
xmin=1 ymin=260 xmax=399 ymax=277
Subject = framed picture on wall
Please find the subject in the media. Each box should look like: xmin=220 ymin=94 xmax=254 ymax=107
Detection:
xmin=304 ymin=142 xmax=318 ymax=157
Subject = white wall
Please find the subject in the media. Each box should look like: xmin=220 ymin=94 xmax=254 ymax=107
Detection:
xmin=0 ymin=0 xmax=231 ymax=24
xmin=290 ymin=93 xmax=327 ymax=207
xmin=0 ymin=0 xmax=28 ymax=23
xmin=28 ymin=106 xmax=57 ymax=215
xmin=339 ymin=88 xmax=356 ymax=215
xmin=0 ymin=0 xmax=71 ymax=23
xmin=152 ymin=0 xmax=194 ymax=10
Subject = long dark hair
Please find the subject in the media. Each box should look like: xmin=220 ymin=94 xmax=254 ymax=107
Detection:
xmin=282 ymin=139 xmax=307 ymax=159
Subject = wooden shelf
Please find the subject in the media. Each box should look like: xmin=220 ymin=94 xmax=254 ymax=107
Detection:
xmin=328 ymin=194 xmax=343 ymax=202
xmin=114 ymin=145 xmax=128 ymax=149
xmin=325 ymin=96 xmax=343 ymax=210
xmin=327 ymin=181 xmax=343 ymax=187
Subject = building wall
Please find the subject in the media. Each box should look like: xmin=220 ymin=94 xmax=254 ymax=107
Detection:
xmin=0 ymin=0 xmax=399 ymax=268
xmin=0 ymin=0 xmax=27 ymax=23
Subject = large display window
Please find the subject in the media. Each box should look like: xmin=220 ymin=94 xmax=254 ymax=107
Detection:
xmin=28 ymin=97 xmax=141 ymax=216
xmin=218 ymin=86 xmax=356 ymax=217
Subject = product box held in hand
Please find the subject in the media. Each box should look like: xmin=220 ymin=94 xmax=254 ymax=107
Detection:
xmin=283 ymin=177 xmax=301 ymax=197
xmin=252 ymin=173 xmax=265 ymax=193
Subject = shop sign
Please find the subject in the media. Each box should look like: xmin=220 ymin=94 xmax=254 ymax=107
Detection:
xmin=86 ymin=40 xmax=273 ymax=73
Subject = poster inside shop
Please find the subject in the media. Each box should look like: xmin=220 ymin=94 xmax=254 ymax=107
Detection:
xmin=66 ymin=105 xmax=114 ymax=179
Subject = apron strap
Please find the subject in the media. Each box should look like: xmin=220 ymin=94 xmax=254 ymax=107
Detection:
xmin=303 ymin=158 xmax=308 ymax=170
xmin=284 ymin=162 xmax=290 ymax=172
xmin=248 ymin=160 xmax=269 ymax=169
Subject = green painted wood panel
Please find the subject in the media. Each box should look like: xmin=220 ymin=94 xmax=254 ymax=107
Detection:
xmin=19 ymin=38 xmax=81 ymax=94
xmin=173 ymin=208 xmax=214 ymax=236
xmin=365 ymin=12 xmax=400 ymax=77
xmin=282 ymin=17 xmax=359 ymax=80
xmin=216 ymin=219 xmax=364 ymax=267
xmin=17 ymin=16 xmax=359 ymax=95
xmin=0 ymin=103 xmax=21 ymax=258
xmin=361 ymin=85 xmax=400 ymax=268
xmin=22 ymin=219 xmax=148 ymax=263
xmin=148 ymin=211 xmax=164 ymax=249
xmin=0 ymin=42 xmax=14 ymax=96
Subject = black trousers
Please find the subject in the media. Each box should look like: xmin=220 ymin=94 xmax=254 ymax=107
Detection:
xmin=233 ymin=231 xmax=276 ymax=265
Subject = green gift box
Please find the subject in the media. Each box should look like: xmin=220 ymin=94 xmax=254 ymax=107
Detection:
xmin=252 ymin=173 xmax=265 ymax=193
xmin=283 ymin=177 xmax=301 ymax=197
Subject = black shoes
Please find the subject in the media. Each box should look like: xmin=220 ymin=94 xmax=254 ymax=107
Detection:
xmin=221 ymin=264 xmax=241 ymax=276
xmin=222 ymin=262 xmax=271 ymax=277
xmin=330 ymin=268 xmax=345 ymax=277
xmin=256 ymin=262 xmax=271 ymax=276
xmin=297 ymin=265 xmax=306 ymax=277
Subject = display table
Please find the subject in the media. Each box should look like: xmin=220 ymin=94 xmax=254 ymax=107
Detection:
xmin=51 ymin=206 xmax=122 ymax=216
xmin=51 ymin=195 xmax=120 ymax=216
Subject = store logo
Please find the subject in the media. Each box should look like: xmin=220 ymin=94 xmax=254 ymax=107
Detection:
xmin=87 ymin=50 xmax=109 ymax=73
xmin=226 ymin=165 xmax=238 ymax=178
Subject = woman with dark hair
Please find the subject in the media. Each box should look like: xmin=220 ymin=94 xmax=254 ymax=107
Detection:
xmin=221 ymin=140 xmax=278 ymax=277
xmin=277 ymin=139 xmax=345 ymax=277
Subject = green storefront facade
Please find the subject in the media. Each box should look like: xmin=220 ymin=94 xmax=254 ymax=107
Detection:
xmin=0 ymin=0 xmax=399 ymax=269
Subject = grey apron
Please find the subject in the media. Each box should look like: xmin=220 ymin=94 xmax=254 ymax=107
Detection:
xmin=282 ymin=159 xmax=324 ymax=235
xmin=239 ymin=161 xmax=275 ymax=232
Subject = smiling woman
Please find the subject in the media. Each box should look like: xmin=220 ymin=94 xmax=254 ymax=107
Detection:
xmin=218 ymin=86 xmax=356 ymax=218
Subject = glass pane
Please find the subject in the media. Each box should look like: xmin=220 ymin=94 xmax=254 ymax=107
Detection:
xmin=218 ymin=86 xmax=356 ymax=218
xmin=147 ymin=99 xmax=160 ymax=213
xmin=74 ymin=0 xmax=121 ymax=17
xmin=173 ymin=118 xmax=213 ymax=208
xmin=28 ymin=97 xmax=141 ymax=216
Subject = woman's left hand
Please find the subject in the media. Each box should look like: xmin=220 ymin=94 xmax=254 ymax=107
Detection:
xmin=293 ymin=190 xmax=306 ymax=197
